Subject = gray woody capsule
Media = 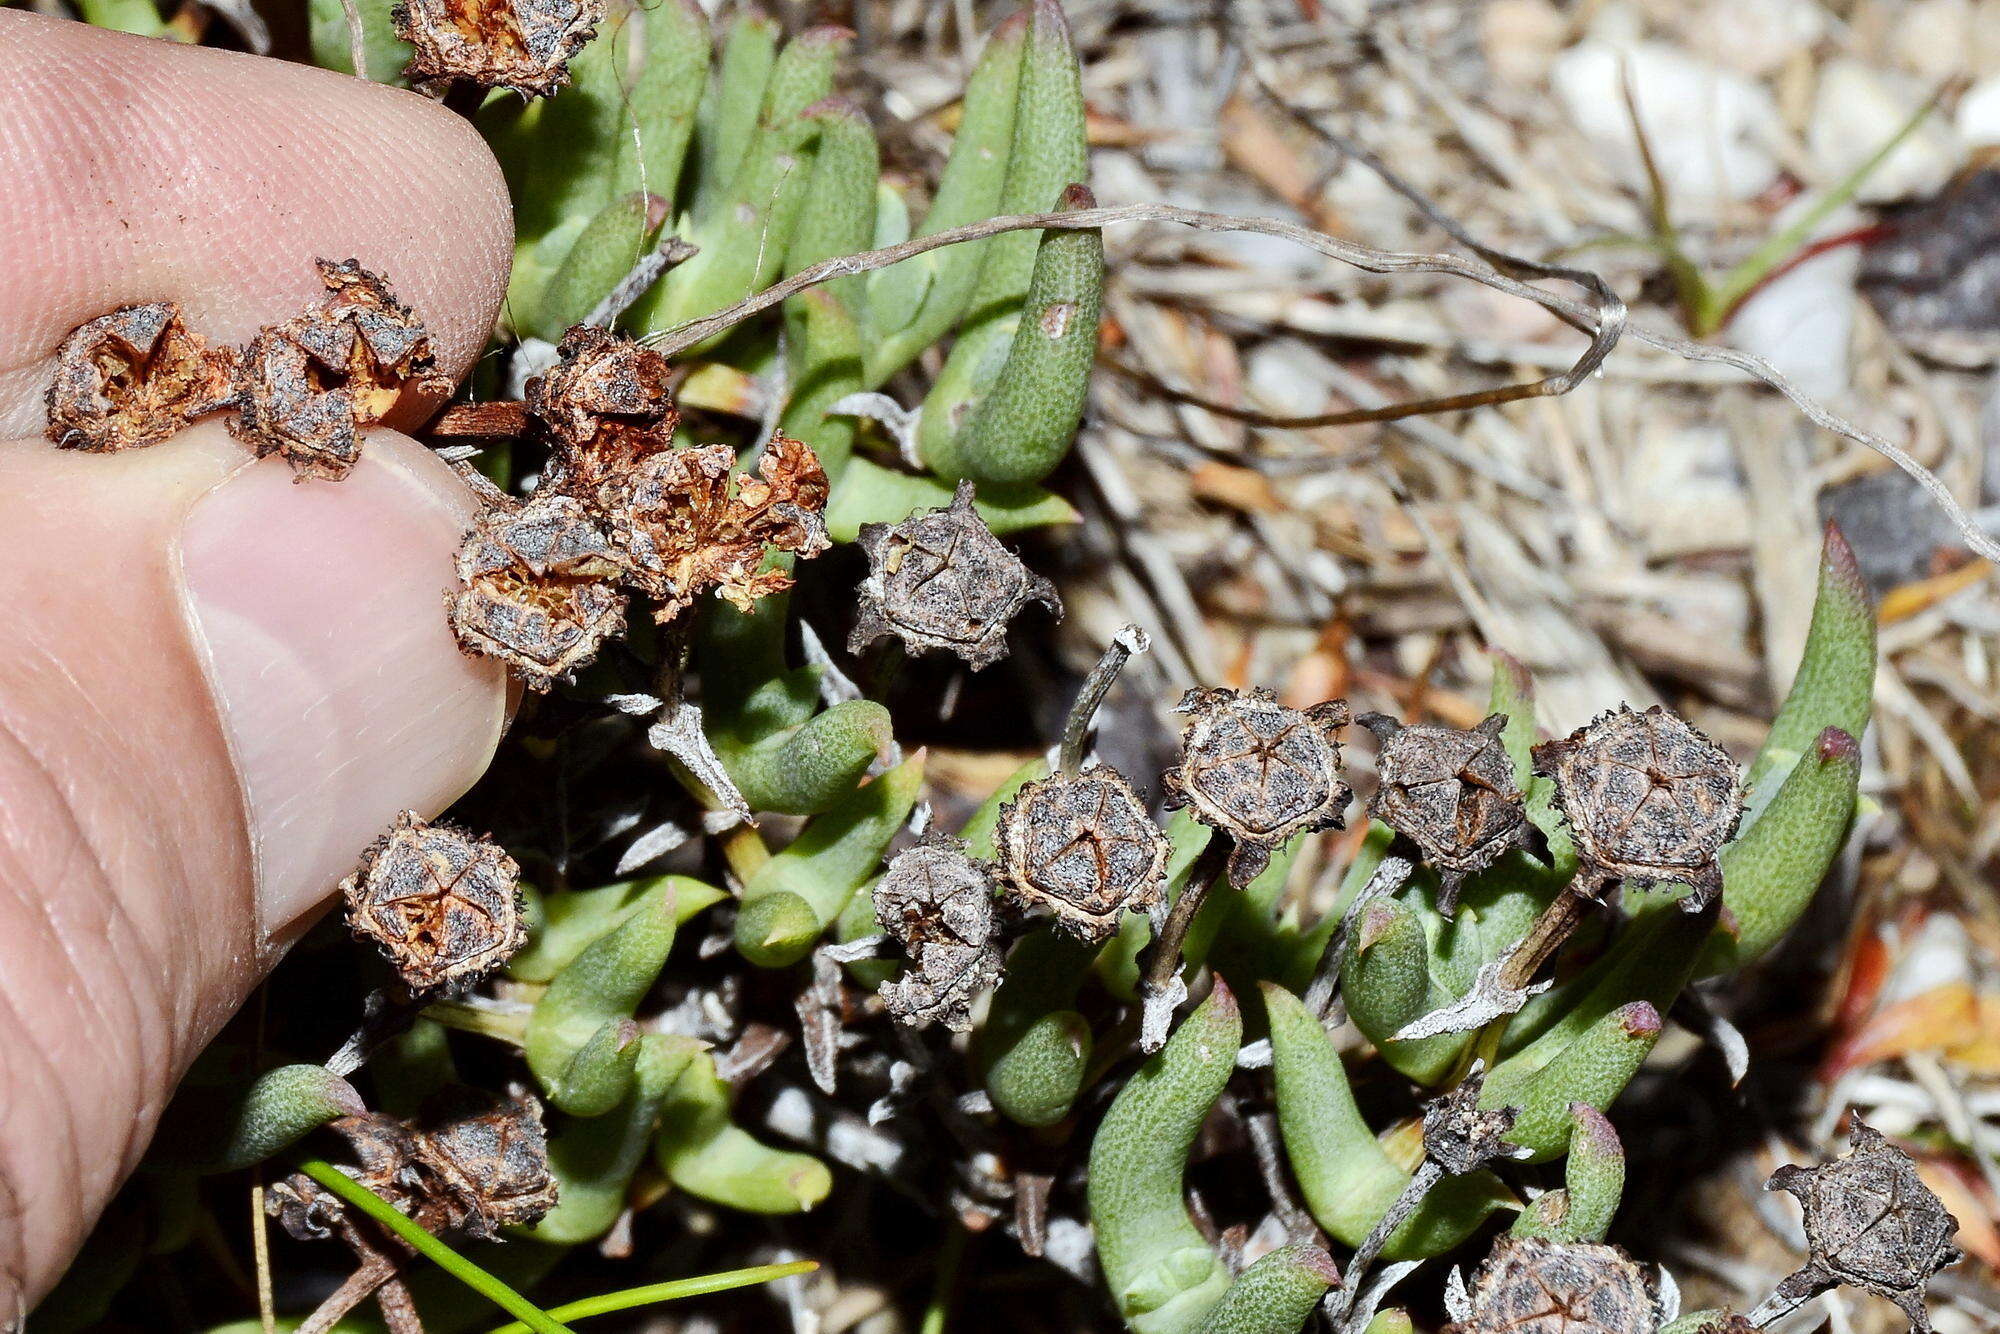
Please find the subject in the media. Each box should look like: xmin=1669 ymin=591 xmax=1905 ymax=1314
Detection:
xmin=1163 ymin=687 xmax=1352 ymax=888
xmin=342 ymin=811 xmax=528 ymax=993
xmin=1446 ymin=1237 xmax=1659 ymax=1334
xmin=449 ymin=493 xmax=630 ymax=689
xmin=997 ymin=768 xmax=1168 ymax=943
xmin=875 ymin=835 xmax=1004 ymax=1032
xmin=1532 ymin=705 xmax=1743 ymax=909
xmin=849 ymin=480 xmax=1061 ymax=670
xmin=1766 ymin=1118 xmax=1961 ymax=1333
xmin=1360 ymin=713 xmax=1528 ymax=916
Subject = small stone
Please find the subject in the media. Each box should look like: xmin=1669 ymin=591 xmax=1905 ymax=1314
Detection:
xmin=234 ymin=259 xmax=450 ymax=480
xmin=44 ymin=302 xmax=238 ymax=452
xmin=1860 ymin=168 xmax=2000 ymax=367
xmin=1447 ymin=1237 xmax=1659 ymax=1334
xmin=342 ymin=811 xmax=527 ymax=992
xmin=1767 ymin=1118 xmax=1961 ymax=1332
xmin=849 ymin=480 xmax=1061 ymax=670
xmin=393 ymin=0 xmax=603 ymax=97
xmin=1361 ymin=713 xmax=1527 ymax=915
xmin=996 ymin=767 xmax=1169 ymax=943
xmin=875 ymin=834 xmax=996 ymax=955
xmin=449 ymin=493 xmax=629 ymax=688
xmin=1533 ymin=705 xmax=1743 ymax=907
xmin=1164 ymin=687 xmax=1351 ymax=887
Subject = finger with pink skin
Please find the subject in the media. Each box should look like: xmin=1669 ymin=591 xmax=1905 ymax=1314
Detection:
xmin=0 ymin=9 xmax=512 ymax=436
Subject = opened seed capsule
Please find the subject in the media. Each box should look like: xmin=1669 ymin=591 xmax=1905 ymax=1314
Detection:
xmin=1448 ymin=1237 xmax=1658 ymax=1334
xmin=1360 ymin=712 xmax=1528 ymax=915
xmin=45 ymin=302 xmax=237 ymax=452
xmin=342 ymin=811 xmax=528 ymax=993
xmin=996 ymin=767 xmax=1168 ymax=943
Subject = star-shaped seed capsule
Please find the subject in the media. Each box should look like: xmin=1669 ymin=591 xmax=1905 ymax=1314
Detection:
xmin=448 ymin=493 xmax=630 ymax=689
xmin=1532 ymin=705 xmax=1743 ymax=908
xmin=45 ymin=302 xmax=238 ymax=452
xmin=1163 ymin=687 xmax=1352 ymax=887
xmin=341 ymin=812 xmax=528 ymax=992
xmin=849 ymin=480 xmax=1061 ymax=670
xmin=1361 ymin=713 xmax=1528 ymax=915
xmin=996 ymin=768 xmax=1169 ymax=943
xmin=1766 ymin=1118 xmax=1961 ymax=1333
xmin=1446 ymin=1237 xmax=1659 ymax=1334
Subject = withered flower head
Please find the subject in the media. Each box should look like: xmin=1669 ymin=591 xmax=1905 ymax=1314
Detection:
xmin=1421 ymin=1068 xmax=1520 ymax=1176
xmin=875 ymin=833 xmax=997 ymax=955
xmin=1767 ymin=1118 xmax=1961 ymax=1332
xmin=449 ymin=493 xmax=629 ymax=688
xmin=1162 ymin=687 xmax=1352 ymax=888
xmin=271 ymin=1090 xmax=557 ymax=1242
xmin=1448 ymin=1237 xmax=1658 ymax=1334
xmin=608 ymin=435 xmax=830 ymax=622
xmin=530 ymin=324 xmax=679 ymax=509
xmin=1532 ymin=705 xmax=1743 ymax=907
xmin=848 ymin=480 xmax=1062 ymax=670
xmin=234 ymin=259 xmax=451 ymax=480
xmin=1361 ymin=713 xmax=1528 ymax=916
xmin=393 ymin=0 xmax=603 ymax=97
xmin=996 ymin=768 xmax=1169 ymax=944
xmin=45 ymin=302 xmax=238 ymax=452
xmin=342 ymin=811 xmax=528 ymax=992
xmin=880 ymin=939 xmax=1003 ymax=1034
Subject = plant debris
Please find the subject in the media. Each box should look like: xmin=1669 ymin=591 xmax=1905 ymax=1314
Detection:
xmin=881 ymin=939 xmax=1004 ymax=1034
xmin=1163 ymin=687 xmax=1352 ymax=888
xmin=1420 ymin=1068 xmax=1521 ymax=1176
xmin=1360 ymin=713 xmax=1528 ymax=915
xmin=849 ymin=480 xmax=1062 ymax=670
xmin=1446 ymin=1237 xmax=1658 ymax=1334
xmin=1765 ymin=1118 xmax=1962 ymax=1332
xmin=233 ymin=259 xmax=450 ymax=480
xmin=448 ymin=493 xmax=629 ymax=688
xmin=1533 ymin=706 xmax=1743 ymax=907
xmin=530 ymin=324 xmax=680 ymax=511
xmin=392 ymin=0 xmax=603 ymax=97
xmin=341 ymin=811 xmax=528 ymax=992
xmin=996 ymin=767 xmax=1169 ymax=943
xmin=876 ymin=835 xmax=1003 ymax=1033
xmin=44 ymin=302 xmax=238 ymax=452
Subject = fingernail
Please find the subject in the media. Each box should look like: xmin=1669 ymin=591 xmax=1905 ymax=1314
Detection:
xmin=179 ymin=434 xmax=507 ymax=940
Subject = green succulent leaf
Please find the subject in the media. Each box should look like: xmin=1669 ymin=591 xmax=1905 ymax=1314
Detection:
xmin=531 ymin=192 xmax=665 ymax=341
xmin=1509 ymin=1103 xmax=1625 ymax=1241
xmin=615 ymin=0 xmax=711 ymax=205
xmin=1190 ymin=1244 xmax=1342 ymax=1334
xmin=825 ymin=460 xmax=1078 ymax=542
xmin=655 ymin=1048 xmax=831 ymax=1213
xmin=308 ymin=0 xmax=410 ymax=82
xmin=1746 ymin=523 xmax=1876 ymax=800
xmin=532 ymin=1035 xmax=704 ymax=1243
xmin=978 ymin=927 xmax=1099 ymax=1126
xmin=508 ymin=877 xmax=725 ymax=984
xmin=526 ymin=880 xmax=680 ymax=1114
xmin=1484 ymin=1001 xmax=1662 ymax=1162
xmin=152 ymin=1064 xmax=364 ymax=1173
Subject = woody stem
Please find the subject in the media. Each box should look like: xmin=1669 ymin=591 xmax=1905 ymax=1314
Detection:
xmin=1497 ymin=885 xmax=1596 ymax=992
xmin=1324 ymin=1159 xmax=1443 ymax=1325
xmin=1057 ymin=626 xmax=1148 ymax=777
xmin=1139 ymin=835 xmax=1231 ymax=998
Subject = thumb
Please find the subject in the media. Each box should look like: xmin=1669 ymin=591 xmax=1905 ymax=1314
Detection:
xmin=0 ymin=425 xmax=506 ymax=1313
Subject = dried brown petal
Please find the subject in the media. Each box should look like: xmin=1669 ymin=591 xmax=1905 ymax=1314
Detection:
xmin=996 ymin=767 xmax=1169 ymax=944
xmin=342 ymin=811 xmax=527 ymax=992
xmin=44 ymin=302 xmax=238 ymax=452
xmin=1421 ymin=1068 xmax=1519 ymax=1176
xmin=1767 ymin=1118 xmax=1961 ymax=1332
xmin=1449 ymin=1237 xmax=1658 ymax=1334
xmin=234 ymin=259 xmax=451 ymax=481
xmin=1163 ymin=687 xmax=1352 ymax=888
xmin=848 ymin=480 xmax=1062 ymax=670
xmin=880 ymin=940 xmax=1003 ymax=1033
xmin=1361 ymin=713 xmax=1528 ymax=916
xmin=875 ymin=833 xmax=996 ymax=954
xmin=608 ymin=434 xmax=830 ymax=621
xmin=1532 ymin=705 xmax=1743 ymax=907
xmin=394 ymin=0 xmax=603 ymax=97
xmin=529 ymin=324 xmax=679 ymax=510
xmin=449 ymin=493 xmax=629 ymax=688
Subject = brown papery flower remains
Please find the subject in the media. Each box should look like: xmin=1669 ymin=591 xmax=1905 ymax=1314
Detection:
xmin=234 ymin=259 xmax=451 ymax=481
xmin=45 ymin=302 xmax=238 ymax=452
xmin=393 ymin=0 xmax=604 ymax=97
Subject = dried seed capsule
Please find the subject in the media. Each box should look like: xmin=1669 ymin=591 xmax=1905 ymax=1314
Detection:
xmin=342 ymin=811 xmax=528 ymax=993
xmin=880 ymin=940 xmax=1004 ymax=1033
xmin=393 ymin=0 xmax=603 ymax=97
xmin=875 ymin=834 xmax=996 ymax=955
xmin=1421 ymin=1069 xmax=1520 ymax=1177
xmin=529 ymin=324 xmax=679 ymax=510
xmin=1448 ymin=1237 xmax=1658 ymax=1334
xmin=1532 ymin=705 xmax=1744 ymax=907
xmin=1767 ymin=1118 xmax=1961 ymax=1332
xmin=234 ymin=259 xmax=451 ymax=480
xmin=848 ymin=479 xmax=1062 ymax=670
xmin=1360 ymin=713 xmax=1528 ymax=915
xmin=1163 ymin=687 xmax=1353 ymax=887
xmin=608 ymin=434 xmax=830 ymax=622
xmin=44 ymin=302 xmax=238 ymax=452
xmin=449 ymin=493 xmax=629 ymax=688
xmin=996 ymin=767 xmax=1169 ymax=943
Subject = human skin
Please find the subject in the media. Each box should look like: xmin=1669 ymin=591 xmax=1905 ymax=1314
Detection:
xmin=0 ymin=11 xmax=516 ymax=1315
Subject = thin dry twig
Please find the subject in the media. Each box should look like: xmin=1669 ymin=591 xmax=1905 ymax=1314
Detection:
xmin=641 ymin=202 xmax=1999 ymax=564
